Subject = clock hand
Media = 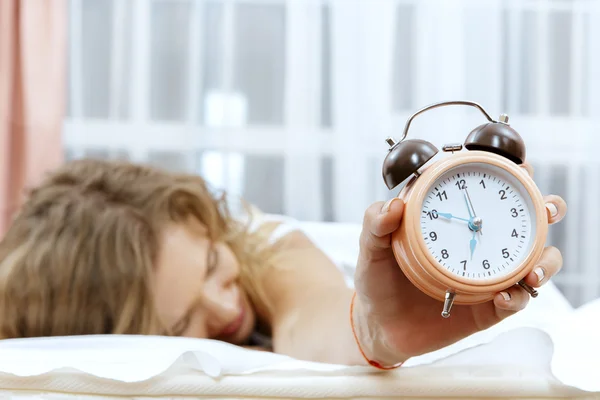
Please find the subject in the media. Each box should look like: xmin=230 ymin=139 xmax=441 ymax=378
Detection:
xmin=464 ymin=187 xmax=479 ymax=217
xmin=437 ymin=212 xmax=470 ymax=223
xmin=464 ymin=187 xmax=484 ymax=235
xmin=470 ymin=231 xmax=477 ymax=261
xmin=463 ymin=192 xmax=474 ymax=219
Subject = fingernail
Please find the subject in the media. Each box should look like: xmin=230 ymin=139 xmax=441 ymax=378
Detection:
xmin=545 ymin=203 xmax=558 ymax=218
xmin=381 ymin=198 xmax=397 ymax=214
xmin=534 ymin=267 xmax=545 ymax=283
xmin=500 ymin=291 xmax=511 ymax=301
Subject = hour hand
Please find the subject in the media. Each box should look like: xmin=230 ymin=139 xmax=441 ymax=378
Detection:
xmin=470 ymin=231 xmax=477 ymax=260
xmin=438 ymin=212 xmax=470 ymax=223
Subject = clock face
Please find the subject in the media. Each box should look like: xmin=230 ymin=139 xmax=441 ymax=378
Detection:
xmin=420 ymin=162 xmax=537 ymax=281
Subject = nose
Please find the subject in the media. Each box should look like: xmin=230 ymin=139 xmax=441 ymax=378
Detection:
xmin=202 ymin=282 xmax=240 ymax=334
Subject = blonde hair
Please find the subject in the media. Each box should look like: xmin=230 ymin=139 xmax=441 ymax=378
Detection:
xmin=0 ymin=159 xmax=275 ymax=339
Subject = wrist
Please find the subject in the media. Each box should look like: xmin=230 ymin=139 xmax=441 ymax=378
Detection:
xmin=350 ymin=292 xmax=405 ymax=369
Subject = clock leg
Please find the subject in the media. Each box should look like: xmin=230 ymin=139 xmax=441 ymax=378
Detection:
xmin=517 ymin=280 xmax=539 ymax=298
xmin=441 ymin=290 xmax=456 ymax=318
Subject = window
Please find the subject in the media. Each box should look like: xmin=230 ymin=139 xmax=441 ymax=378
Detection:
xmin=65 ymin=0 xmax=600 ymax=306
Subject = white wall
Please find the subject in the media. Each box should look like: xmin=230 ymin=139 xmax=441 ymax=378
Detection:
xmin=64 ymin=0 xmax=600 ymax=306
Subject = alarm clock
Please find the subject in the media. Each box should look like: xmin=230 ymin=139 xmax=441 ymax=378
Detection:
xmin=382 ymin=101 xmax=548 ymax=318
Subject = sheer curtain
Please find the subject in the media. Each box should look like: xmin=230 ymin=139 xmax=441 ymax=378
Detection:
xmin=64 ymin=0 xmax=600 ymax=306
xmin=0 ymin=0 xmax=67 ymax=236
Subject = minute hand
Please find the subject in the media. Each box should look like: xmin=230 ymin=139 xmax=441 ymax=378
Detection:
xmin=463 ymin=192 xmax=474 ymax=219
xmin=464 ymin=187 xmax=483 ymax=235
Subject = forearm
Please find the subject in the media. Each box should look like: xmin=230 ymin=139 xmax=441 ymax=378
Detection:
xmin=272 ymin=287 xmax=362 ymax=365
xmin=272 ymin=286 xmax=402 ymax=366
xmin=262 ymin=230 xmax=404 ymax=366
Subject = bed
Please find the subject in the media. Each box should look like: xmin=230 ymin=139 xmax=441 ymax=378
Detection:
xmin=0 ymin=220 xmax=597 ymax=399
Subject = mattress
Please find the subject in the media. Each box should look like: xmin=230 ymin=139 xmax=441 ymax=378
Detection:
xmin=0 ymin=220 xmax=597 ymax=399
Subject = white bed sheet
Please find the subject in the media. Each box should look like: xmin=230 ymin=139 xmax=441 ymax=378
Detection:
xmin=0 ymin=220 xmax=597 ymax=399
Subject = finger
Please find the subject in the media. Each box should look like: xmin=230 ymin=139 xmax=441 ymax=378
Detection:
xmin=359 ymin=198 xmax=404 ymax=258
xmin=544 ymin=194 xmax=567 ymax=224
xmin=493 ymin=286 xmax=530 ymax=319
xmin=523 ymin=246 xmax=563 ymax=288
xmin=520 ymin=162 xmax=534 ymax=179
xmin=362 ymin=198 xmax=405 ymax=238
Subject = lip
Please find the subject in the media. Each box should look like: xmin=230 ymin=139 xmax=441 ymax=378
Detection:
xmin=218 ymin=306 xmax=245 ymax=338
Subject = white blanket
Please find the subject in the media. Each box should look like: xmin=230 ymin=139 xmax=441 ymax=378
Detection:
xmin=0 ymin=327 xmax=593 ymax=399
xmin=0 ymin=220 xmax=597 ymax=399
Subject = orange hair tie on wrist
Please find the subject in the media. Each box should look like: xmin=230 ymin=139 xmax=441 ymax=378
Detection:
xmin=350 ymin=291 xmax=404 ymax=370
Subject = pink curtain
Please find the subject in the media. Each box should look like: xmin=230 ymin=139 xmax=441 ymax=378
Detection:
xmin=0 ymin=0 xmax=67 ymax=236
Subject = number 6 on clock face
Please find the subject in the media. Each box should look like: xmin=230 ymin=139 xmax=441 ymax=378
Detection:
xmin=420 ymin=162 xmax=536 ymax=281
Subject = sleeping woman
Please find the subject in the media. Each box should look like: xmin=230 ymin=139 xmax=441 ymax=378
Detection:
xmin=0 ymin=159 xmax=566 ymax=368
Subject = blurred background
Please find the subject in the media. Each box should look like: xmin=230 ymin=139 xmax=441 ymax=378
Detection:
xmin=1 ymin=0 xmax=599 ymax=307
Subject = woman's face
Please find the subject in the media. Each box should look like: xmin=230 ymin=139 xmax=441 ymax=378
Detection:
xmin=153 ymin=219 xmax=256 ymax=344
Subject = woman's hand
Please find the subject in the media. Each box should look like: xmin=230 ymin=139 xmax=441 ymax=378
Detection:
xmin=352 ymin=164 xmax=567 ymax=367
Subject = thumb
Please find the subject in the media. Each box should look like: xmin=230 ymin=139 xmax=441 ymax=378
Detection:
xmin=358 ymin=198 xmax=405 ymax=263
